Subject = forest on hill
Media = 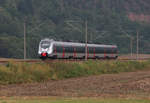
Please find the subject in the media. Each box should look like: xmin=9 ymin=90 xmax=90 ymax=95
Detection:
xmin=0 ymin=0 xmax=150 ymax=58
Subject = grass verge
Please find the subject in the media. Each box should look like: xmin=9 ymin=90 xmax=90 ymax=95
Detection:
xmin=0 ymin=60 xmax=150 ymax=84
xmin=0 ymin=97 xmax=150 ymax=103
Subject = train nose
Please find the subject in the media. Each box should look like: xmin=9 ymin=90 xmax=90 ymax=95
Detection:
xmin=41 ymin=52 xmax=47 ymax=57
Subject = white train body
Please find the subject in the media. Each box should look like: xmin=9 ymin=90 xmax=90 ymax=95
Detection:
xmin=38 ymin=38 xmax=118 ymax=59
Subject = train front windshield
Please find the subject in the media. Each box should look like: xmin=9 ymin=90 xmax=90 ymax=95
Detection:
xmin=41 ymin=41 xmax=50 ymax=49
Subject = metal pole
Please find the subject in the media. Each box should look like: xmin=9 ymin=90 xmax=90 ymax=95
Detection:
xmin=85 ymin=20 xmax=88 ymax=60
xmin=136 ymin=31 xmax=139 ymax=60
xmin=130 ymin=37 xmax=133 ymax=59
xmin=24 ymin=21 xmax=26 ymax=60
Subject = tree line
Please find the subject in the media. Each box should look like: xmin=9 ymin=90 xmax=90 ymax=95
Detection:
xmin=0 ymin=0 xmax=150 ymax=58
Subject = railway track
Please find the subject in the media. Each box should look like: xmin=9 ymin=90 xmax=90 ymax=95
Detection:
xmin=0 ymin=58 xmax=149 ymax=63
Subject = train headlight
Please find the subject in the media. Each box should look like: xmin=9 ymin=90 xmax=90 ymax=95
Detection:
xmin=41 ymin=53 xmax=47 ymax=57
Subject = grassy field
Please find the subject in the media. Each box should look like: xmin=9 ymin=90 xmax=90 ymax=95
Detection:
xmin=1 ymin=60 xmax=150 ymax=102
xmin=0 ymin=60 xmax=150 ymax=84
xmin=0 ymin=97 xmax=150 ymax=103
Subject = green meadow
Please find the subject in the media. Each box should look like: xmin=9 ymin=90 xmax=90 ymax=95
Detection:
xmin=0 ymin=98 xmax=150 ymax=103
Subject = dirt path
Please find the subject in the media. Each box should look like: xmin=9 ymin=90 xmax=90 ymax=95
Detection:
xmin=1 ymin=70 xmax=150 ymax=97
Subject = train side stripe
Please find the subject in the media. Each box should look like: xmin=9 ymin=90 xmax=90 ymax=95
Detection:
xmin=62 ymin=46 xmax=65 ymax=58
xmin=73 ymin=47 xmax=76 ymax=58
xmin=111 ymin=47 xmax=114 ymax=57
xmin=93 ymin=48 xmax=95 ymax=58
xmin=104 ymin=48 xmax=106 ymax=58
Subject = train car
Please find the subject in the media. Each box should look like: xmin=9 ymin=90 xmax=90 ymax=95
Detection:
xmin=38 ymin=38 xmax=118 ymax=59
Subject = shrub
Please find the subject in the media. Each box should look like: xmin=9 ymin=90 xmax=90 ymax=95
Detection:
xmin=0 ymin=60 xmax=149 ymax=84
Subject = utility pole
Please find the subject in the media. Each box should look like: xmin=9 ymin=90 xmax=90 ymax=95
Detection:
xmin=24 ymin=20 xmax=26 ymax=60
xmin=136 ymin=31 xmax=139 ymax=60
xmin=130 ymin=37 xmax=133 ymax=59
xmin=85 ymin=20 xmax=88 ymax=60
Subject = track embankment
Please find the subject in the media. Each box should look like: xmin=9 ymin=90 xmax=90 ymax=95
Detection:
xmin=0 ymin=54 xmax=150 ymax=63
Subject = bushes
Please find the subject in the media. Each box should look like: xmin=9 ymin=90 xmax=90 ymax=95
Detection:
xmin=0 ymin=60 xmax=149 ymax=84
xmin=0 ymin=62 xmax=51 ymax=84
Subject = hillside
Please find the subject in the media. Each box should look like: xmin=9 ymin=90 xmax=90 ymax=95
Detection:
xmin=0 ymin=0 xmax=150 ymax=58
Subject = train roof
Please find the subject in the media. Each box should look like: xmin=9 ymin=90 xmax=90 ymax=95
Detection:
xmin=40 ymin=38 xmax=117 ymax=48
xmin=53 ymin=41 xmax=117 ymax=48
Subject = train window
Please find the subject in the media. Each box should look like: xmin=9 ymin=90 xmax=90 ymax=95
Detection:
xmin=105 ymin=47 xmax=117 ymax=54
xmin=76 ymin=46 xmax=85 ymax=53
xmin=65 ymin=46 xmax=74 ymax=53
xmin=64 ymin=46 xmax=68 ymax=53
xmin=41 ymin=41 xmax=50 ymax=49
xmin=88 ymin=47 xmax=94 ymax=53
xmin=95 ymin=47 xmax=104 ymax=53
xmin=105 ymin=48 xmax=111 ymax=54
xmin=55 ymin=45 xmax=63 ymax=53
xmin=113 ymin=48 xmax=117 ymax=53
